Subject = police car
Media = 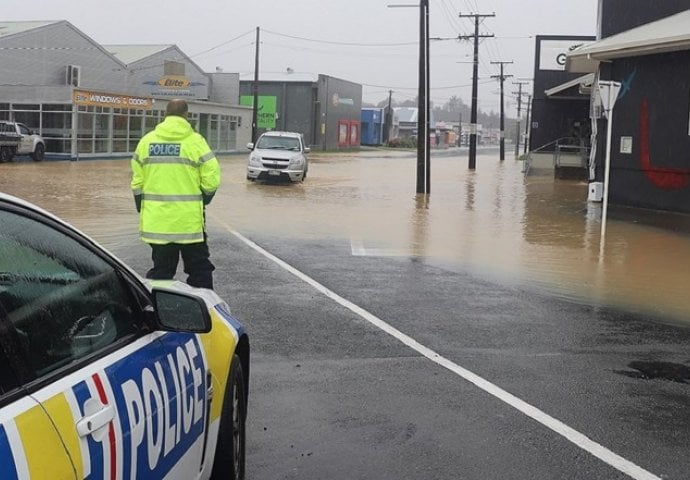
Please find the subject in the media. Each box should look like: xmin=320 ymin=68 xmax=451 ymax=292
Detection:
xmin=0 ymin=192 xmax=249 ymax=479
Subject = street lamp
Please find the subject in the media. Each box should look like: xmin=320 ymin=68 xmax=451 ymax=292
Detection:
xmin=389 ymin=1 xmax=430 ymax=194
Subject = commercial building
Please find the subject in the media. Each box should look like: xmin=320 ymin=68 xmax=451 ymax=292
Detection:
xmin=361 ymin=108 xmax=385 ymax=146
xmin=566 ymin=1 xmax=690 ymax=213
xmin=528 ymin=35 xmax=595 ymax=153
xmin=0 ymin=20 xmax=251 ymax=159
xmin=239 ymin=72 xmax=362 ymax=150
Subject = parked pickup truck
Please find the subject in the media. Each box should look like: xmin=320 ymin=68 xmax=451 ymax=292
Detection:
xmin=0 ymin=121 xmax=45 ymax=162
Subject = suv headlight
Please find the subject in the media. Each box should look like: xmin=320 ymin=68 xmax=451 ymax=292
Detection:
xmin=249 ymin=154 xmax=262 ymax=167
xmin=289 ymin=156 xmax=304 ymax=168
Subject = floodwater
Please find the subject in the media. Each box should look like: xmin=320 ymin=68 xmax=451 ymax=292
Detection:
xmin=2 ymin=148 xmax=690 ymax=325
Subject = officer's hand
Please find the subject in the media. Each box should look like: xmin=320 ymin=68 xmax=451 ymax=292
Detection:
xmin=202 ymin=192 xmax=215 ymax=205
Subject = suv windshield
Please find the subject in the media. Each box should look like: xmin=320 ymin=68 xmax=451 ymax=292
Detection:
xmin=256 ymin=136 xmax=301 ymax=151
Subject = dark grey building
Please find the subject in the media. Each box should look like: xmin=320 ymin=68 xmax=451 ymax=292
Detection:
xmin=567 ymin=3 xmax=690 ymax=213
xmin=528 ymin=35 xmax=596 ymax=153
xmin=239 ymin=73 xmax=362 ymax=150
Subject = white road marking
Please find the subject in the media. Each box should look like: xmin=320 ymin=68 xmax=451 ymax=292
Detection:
xmin=350 ymin=238 xmax=413 ymax=257
xmin=214 ymin=218 xmax=661 ymax=480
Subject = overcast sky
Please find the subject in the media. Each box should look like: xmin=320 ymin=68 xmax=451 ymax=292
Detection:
xmin=5 ymin=0 xmax=598 ymax=115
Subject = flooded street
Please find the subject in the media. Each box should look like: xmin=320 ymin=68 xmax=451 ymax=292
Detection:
xmin=2 ymin=148 xmax=690 ymax=325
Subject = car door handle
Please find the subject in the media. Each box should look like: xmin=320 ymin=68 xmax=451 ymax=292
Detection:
xmin=76 ymin=404 xmax=115 ymax=437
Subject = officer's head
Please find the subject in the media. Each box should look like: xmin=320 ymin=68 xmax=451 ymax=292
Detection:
xmin=166 ymin=99 xmax=188 ymax=118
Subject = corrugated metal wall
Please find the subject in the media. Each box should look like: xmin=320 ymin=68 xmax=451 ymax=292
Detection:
xmin=126 ymin=48 xmax=210 ymax=99
xmin=0 ymin=22 xmax=127 ymax=99
xmin=603 ymin=51 xmax=690 ymax=213
xmin=598 ymin=0 xmax=690 ymax=38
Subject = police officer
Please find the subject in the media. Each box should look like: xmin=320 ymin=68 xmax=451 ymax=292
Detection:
xmin=131 ymin=99 xmax=220 ymax=289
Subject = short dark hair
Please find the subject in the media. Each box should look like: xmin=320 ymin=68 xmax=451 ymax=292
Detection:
xmin=166 ymin=99 xmax=188 ymax=117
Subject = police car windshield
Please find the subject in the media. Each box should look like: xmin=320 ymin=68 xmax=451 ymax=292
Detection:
xmin=256 ymin=136 xmax=300 ymax=151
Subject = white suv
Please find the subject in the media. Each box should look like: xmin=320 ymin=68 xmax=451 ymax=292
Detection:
xmin=246 ymin=131 xmax=310 ymax=182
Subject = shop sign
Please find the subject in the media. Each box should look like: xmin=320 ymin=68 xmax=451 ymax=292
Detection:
xmin=143 ymin=76 xmax=206 ymax=98
xmin=332 ymin=93 xmax=354 ymax=107
xmin=539 ymin=39 xmax=591 ymax=71
xmin=72 ymin=89 xmax=154 ymax=109
xmin=240 ymin=95 xmax=277 ymax=129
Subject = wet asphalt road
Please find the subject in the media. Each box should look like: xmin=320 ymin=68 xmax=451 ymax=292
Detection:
xmin=201 ymin=228 xmax=690 ymax=480
xmin=2 ymin=149 xmax=690 ymax=479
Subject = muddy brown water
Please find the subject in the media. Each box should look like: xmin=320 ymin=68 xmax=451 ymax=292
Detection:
xmin=2 ymin=149 xmax=690 ymax=325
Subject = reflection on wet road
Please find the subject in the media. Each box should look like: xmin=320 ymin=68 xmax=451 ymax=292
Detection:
xmin=2 ymin=149 xmax=690 ymax=324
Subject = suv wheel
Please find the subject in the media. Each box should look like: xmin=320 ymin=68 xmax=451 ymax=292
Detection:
xmin=31 ymin=144 xmax=45 ymax=162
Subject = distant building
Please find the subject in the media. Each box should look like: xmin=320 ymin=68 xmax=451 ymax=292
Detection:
xmin=239 ymin=72 xmax=362 ymax=150
xmin=360 ymin=108 xmax=384 ymax=146
xmin=391 ymin=107 xmax=436 ymax=140
xmin=0 ymin=20 xmax=251 ymax=159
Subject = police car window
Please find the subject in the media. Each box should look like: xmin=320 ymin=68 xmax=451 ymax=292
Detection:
xmin=0 ymin=209 xmax=140 ymax=378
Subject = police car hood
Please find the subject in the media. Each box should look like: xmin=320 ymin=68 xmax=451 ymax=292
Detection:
xmin=153 ymin=116 xmax=194 ymax=141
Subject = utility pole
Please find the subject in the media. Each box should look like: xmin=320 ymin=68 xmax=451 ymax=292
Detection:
xmin=389 ymin=1 xmax=430 ymax=194
xmin=459 ymin=12 xmax=495 ymax=170
xmin=251 ymin=26 xmax=260 ymax=143
xmin=512 ymin=81 xmax=528 ymax=157
xmin=384 ymin=89 xmax=393 ymax=144
xmin=457 ymin=110 xmax=462 ymax=147
xmin=523 ymin=94 xmax=532 ymax=154
xmin=425 ymin=1 xmax=430 ymax=194
xmin=490 ymin=60 xmax=512 ymax=161
xmin=416 ymin=0 xmax=430 ymax=194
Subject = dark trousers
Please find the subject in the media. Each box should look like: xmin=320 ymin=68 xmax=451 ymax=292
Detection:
xmin=146 ymin=240 xmax=215 ymax=290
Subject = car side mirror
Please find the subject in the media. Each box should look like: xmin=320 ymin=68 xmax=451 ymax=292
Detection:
xmin=246 ymin=142 xmax=254 ymax=150
xmin=304 ymin=147 xmax=311 ymax=154
xmin=151 ymin=288 xmax=212 ymax=333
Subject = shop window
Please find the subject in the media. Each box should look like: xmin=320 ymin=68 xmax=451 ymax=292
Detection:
xmin=112 ymin=113 xmax=128 ymax=153
xmin=350 ymin=121 xmax=360 ymax=146
xmin=144 ymin=111 xmax=161 ymax=133
xmin=128 ymin=113 xmax=143 ymax=152
xmin=12 ymin=104 xmax=39 ymax=110
xmin=219 ymin=118 xmax=230 ymax=151
xmin=94 ymin=113 xmax=110 ymax=153
xmin=42 ymin=107 xmax=71 ymax=154
xmin=43 ymin=104 xmax=71 ymax=112
xmin=208 ymin=115 xmax=220 ymax=150
xmin=338 ymin=120 xmax=350 ymax=147
xmin=13 ymin=111 xmax=40 ymax=130
xmin=198 ymin=113 xmax=209 ymax=138
xmin=77 ymin=112 xmax=95 ymax=154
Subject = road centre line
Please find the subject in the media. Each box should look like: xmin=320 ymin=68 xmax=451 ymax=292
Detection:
xmin=213 ymin=218 xmax=661 ymax=480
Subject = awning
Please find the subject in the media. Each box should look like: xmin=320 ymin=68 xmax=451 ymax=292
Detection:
xmin=545 ymin=73 xmax=595 ymax=99
xmin=566 ymin=9 xmax=690 ymax=73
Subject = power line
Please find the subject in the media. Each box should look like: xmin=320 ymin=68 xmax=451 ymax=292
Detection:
xmin=188 ymin=29 xmax=255 ymax=59
xmin=262 ymin=29 xmax=417 ymax=47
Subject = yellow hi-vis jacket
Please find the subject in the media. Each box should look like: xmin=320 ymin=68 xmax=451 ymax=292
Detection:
xmin=131 ymin=115 xmax=220 ymax=244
